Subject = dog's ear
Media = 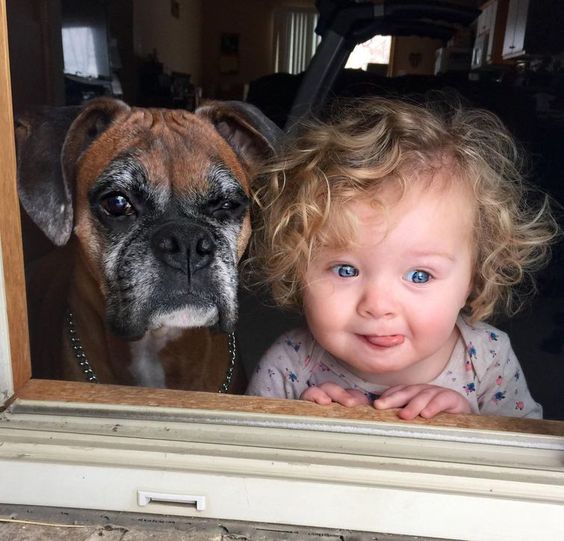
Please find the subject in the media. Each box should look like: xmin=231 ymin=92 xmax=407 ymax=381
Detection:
xmin=61 ymin=97 xmax=131 ymax=194
xmin=196 ymin=101 xmax=282 ymax=171
xmin=16 ymin=98 xmax=130 ymax=247
xmin=15 ymin=106 xmax=82 ymax=247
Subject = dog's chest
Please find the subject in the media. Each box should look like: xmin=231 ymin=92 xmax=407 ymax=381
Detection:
xmin=128 ymin=329 xmax=183 ymax=387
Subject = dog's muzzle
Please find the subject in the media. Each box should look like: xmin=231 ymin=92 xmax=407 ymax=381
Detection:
xmin=106 ymin=216 xmax=238 ymax=340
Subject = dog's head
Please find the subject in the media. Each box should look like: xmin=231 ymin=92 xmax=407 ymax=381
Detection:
xmin=17 ymin=97 xmax=281 ymax=339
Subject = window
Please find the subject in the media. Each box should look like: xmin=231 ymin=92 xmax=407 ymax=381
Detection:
xmin=62 ymin=26 xmax=110 ymax=79
xmin=273 ymin=7 xmax=320 ymax=74
xmin=345 ymin=34 xmax=392 ymax=72
xmin=61 ymin=0 xmax=112 ymax=79
xmin=1 ymin=8 xmax=564 ymax=539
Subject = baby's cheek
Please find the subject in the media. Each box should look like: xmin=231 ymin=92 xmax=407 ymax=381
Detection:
xmin=304 ymin=276 xmax=336 ymax=298
xmin=412 ymin=304 xmax=459 ymax=342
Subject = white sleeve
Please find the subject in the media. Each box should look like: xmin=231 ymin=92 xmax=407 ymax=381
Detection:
xmin=245 ymin=329 xmax=312 ymax=399
xmin=477 ymin=341 xmax=543 ymax=419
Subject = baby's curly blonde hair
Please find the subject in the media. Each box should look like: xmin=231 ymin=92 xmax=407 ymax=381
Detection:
xmin=249 ymin=97 xmax=559 ymax=323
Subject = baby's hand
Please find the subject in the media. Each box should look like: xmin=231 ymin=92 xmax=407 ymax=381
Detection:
xmin=373 ymin=384 xmax=471 ymax=420
xmin=300 ymin=383 xmax=371 ymax=407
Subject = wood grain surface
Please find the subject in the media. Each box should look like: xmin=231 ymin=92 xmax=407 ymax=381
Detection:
xmin=0 ymin=0 xmax=32 ymax=391
xmin=15 ymin=379 xmax=564 ymax=436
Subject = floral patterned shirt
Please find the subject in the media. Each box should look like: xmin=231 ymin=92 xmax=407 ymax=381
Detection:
xmin=246 ymin=316 xmax=542 ymax=419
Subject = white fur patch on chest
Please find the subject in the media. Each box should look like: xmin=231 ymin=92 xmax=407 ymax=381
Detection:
xmin=128 ymin=328 xmax=183 ymax=387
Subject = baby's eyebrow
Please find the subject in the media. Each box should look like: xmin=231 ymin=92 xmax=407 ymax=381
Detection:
xmin=408 ymin=250 xmax=457 ymax=262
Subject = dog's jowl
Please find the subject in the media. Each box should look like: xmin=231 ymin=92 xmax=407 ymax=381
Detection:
xmin=16 ymin=97 xmax=280 ymax=392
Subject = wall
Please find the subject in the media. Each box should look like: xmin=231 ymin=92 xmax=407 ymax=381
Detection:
xmin=6 ymin=0 xmax=65 ymax=112
xmin=107 ymin=1 xmax=135 ymax=104
xmin=201 ymin=0 xmax=314 ymax=99
xmin=133 ymin=0 xmax=202 ymax=85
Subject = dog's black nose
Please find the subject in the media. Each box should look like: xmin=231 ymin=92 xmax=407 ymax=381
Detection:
xmin=151 ymin=222 xmax=216 ymax=275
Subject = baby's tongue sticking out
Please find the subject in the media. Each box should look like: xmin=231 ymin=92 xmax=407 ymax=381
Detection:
xmin=365 ymin=335 xmax=404 ymax=347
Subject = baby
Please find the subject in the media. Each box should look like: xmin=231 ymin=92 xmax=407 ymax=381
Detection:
xmin=246 ymin=97 xmax=559 ymax=419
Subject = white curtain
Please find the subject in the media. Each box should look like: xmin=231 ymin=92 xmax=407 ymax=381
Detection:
xmin=273 ymin=8 xmax=320 ymax=74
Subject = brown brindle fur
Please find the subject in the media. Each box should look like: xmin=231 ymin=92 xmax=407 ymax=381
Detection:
xmin=19 ymin=98 xmax=280 ymax=392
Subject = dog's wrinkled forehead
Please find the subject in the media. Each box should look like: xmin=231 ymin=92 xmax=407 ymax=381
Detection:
xmin=137 ymin=123 xmax=249 ymax=196
xmin=81 ymin=108 xmax=250 ymax=196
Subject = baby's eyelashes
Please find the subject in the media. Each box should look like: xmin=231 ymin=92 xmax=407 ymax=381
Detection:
xmin=403 ymin=269 xmax=432 ymax=284
xmin=327 ymin=264 xmax=435 ymax=283
xmin=331 ymin=263 xmax=359 ymax=278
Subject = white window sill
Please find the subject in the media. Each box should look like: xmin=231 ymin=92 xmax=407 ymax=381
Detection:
xmin=1 ymin=385 xmax=563 ymax=540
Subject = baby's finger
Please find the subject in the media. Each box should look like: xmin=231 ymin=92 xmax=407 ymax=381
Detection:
xmin=373 ymin=385 xmax=422 ymax=409
xmin=300 ymin=386 xmax=333 ymax=405
xmin=419 ymin=391 xmax=471 ymax=418
xmin=343 ymin=388 xmax=372 ymax=406
xmin=396 ymin=389 xmax=440 ymax=420
xmin=377 ymin=384 xmax=408 ymax=400
xmin=321 ymin=383 xmax=370 ymax=407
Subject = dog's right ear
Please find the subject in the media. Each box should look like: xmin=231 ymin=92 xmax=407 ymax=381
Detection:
xmin=16 ymin=106 xmax=81 ymax=247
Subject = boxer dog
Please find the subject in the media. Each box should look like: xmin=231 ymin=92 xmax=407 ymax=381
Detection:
xmin=16 ymin=97 xmax=280 ymax=392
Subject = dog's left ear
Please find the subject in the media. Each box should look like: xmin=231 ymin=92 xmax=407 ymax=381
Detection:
xmin=196 ymin=101 xmax=282 ymax=171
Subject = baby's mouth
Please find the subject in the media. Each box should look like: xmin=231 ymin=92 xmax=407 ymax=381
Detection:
xmin=362 ymin=334 xmax=405 ymax=347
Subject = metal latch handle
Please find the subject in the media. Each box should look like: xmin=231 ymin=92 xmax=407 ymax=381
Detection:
xmin=137 ymin=490 xmax=206 ymax=510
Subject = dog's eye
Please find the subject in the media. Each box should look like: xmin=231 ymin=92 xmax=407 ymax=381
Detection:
xmin=207 ymin=194 xmax=248 ymax=221
xmin=211 ymin=199 xmax=241 ymax=217
xmin=219 ymin=200 xmax=237 ymax=210
xmin=100 ymin=193 xmax=135 ymax=217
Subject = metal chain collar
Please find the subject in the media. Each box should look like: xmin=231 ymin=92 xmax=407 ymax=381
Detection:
xmin=65 ymin=310 xmax=98 ymax=383
xmin=218 ymin=331 xmax=237 ymax=393
xmin=65 ymin=310 xmax=237 ymax=392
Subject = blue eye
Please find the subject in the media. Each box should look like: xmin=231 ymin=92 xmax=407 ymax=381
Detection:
xmin=404 ymin=270 xmax=431 ymax=284
xmin=332 ymin=264 xmax=359 ymax=278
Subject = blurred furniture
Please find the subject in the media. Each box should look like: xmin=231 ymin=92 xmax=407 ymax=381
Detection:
xmin=502 ymin=0 xmax=564 ymax=59
xmin=471 ymin=0 xmax=509 ymax=69
xmin=435 ymin=47 xmax=471 ymax=74
xmin=287 ymin=0 xmax=479 ymax=127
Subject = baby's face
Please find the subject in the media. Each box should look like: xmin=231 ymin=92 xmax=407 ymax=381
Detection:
xmin=302 ymin=177 xmax=475 ymax=386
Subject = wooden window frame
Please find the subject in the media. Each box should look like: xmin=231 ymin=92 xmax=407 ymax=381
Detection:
xmin=1 ymin=2 xmax=563 ymax=538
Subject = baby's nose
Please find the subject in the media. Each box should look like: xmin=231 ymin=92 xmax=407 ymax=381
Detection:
xmin=357 ymin=283 xmax=397 ymax=319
